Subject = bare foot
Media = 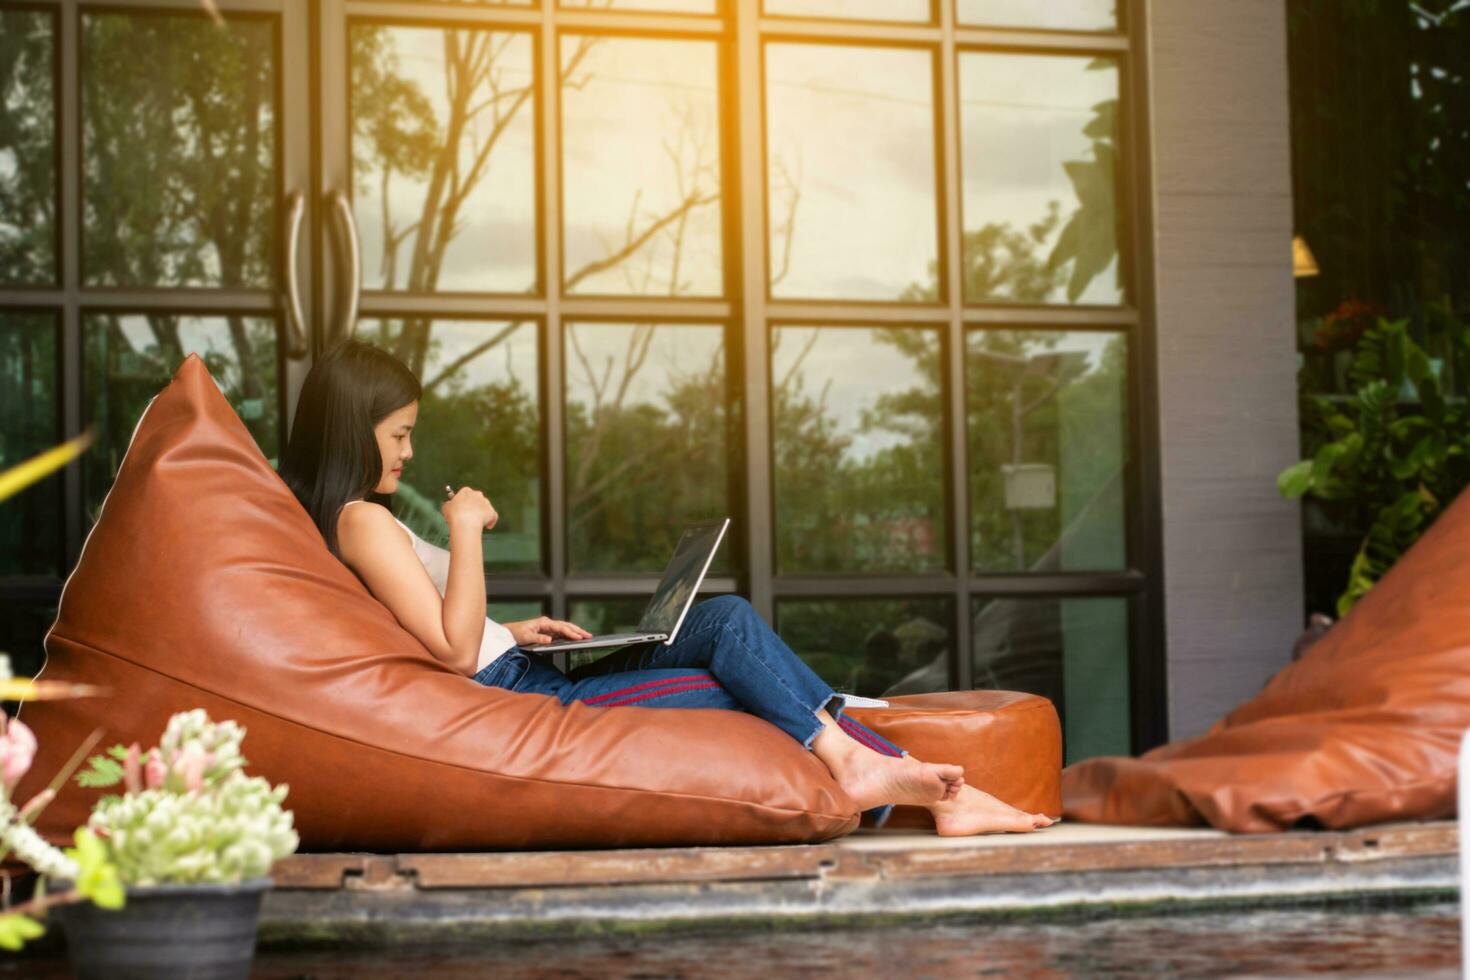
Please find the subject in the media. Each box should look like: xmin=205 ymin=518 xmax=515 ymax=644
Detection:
xmin=831 ymin=751 xmax=964 ymax=812
xmin=929 ymin=784 xmax=1056 ymax=836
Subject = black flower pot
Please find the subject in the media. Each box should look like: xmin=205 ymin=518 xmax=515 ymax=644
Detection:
xmin=52 ymin=877 xmax=272 ymax=980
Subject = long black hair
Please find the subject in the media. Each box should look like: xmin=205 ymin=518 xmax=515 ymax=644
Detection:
xmin=278 ymin=340 xmax=422 ymax=558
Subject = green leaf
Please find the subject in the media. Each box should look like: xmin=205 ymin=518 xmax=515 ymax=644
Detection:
xmin=0 ymin=913 xmax=45 ymax=951
xmin=76 ymin=754 xmax=124 ymax=788
xmin=1278 ymin=459 xmax=1313 ymax=498
xmin=65 ymin=829 xmax=125 ymax=910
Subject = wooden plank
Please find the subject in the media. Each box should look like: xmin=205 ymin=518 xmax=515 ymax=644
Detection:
xmin=268 ymin=823 xmax=1456 ymax=892
xmin=271 ymin=853 xmax=371 ymax=890
xmin=400 ymin=844 xmax=841 ymax=890
xmin=828 ymin=823 xmax=1457 ymax=881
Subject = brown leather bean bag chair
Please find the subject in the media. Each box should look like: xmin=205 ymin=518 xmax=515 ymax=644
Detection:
xmin=18 ymin=355 xmax=1059 ymax=851
xmin=1063 ymin=490 xmax=1470 ymax=833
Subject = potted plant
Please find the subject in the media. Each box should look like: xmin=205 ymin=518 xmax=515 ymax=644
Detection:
xmin=0 ymin=655 xmax=123 ymax=953
xmin=55 ymin=709 xmax=299 ymax=979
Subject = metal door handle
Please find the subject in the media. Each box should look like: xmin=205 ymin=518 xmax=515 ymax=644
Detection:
xmin=282 ymin=190 xmax=309 ymax=359
xmin=328 ymin=189 xmax=362 ymax=345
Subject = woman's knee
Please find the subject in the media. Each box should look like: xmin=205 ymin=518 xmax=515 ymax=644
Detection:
xmin=699 ymin=593 xmax=756 ymax=625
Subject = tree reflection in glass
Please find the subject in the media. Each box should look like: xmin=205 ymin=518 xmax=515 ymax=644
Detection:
xmin=565 ymin=322 xmax=728 ymax=574
xmin=82 ymin=314 xmax=279 ymax=526
xmin=777 ymin=598 xmax=952 ymax=699
xmin=971 ymin=595 xmax=1129 ymax=764
xmin=358 ymin=318 xmax=541 ymax=573
xmin=560 ymin=35 xmax=722 ymax=297
xmin=967 ymin=330 xmax=1127 ymax=572
xmin=0 ymin=313 xmax=61 ymax=576
xmin=0 ymin=9 xmax=56 ymax=285
xmin=351 ymin=24 xmax=537 ymax=294
xmin=81 ymin=12 xmax=275 ymax=288
xmin=958 ymin=52 xmax=1121 ymax=305
xmin=772 ymin=326 xmax=945 ymax=573
xmin=765 ymin=43 xmax=939 ymax=302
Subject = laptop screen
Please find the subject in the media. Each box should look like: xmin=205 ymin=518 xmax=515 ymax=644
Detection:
xmin=636 ymin=521 xmax=729 ymax=634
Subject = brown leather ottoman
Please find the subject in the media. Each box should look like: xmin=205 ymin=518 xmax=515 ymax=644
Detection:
xmin=847 ymin=691 xmax=1062 ymax=828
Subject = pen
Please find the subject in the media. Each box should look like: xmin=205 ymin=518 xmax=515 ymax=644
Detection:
xmin=444 ymin=484 xmax=454 ymax=500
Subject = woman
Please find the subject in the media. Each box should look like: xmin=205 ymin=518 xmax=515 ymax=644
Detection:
xmin=279 ymin=341 xmax=1052 ymax=836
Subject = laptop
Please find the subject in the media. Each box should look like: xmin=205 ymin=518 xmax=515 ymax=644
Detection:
xmin=538 ymin=518 xmax=731 ymax=652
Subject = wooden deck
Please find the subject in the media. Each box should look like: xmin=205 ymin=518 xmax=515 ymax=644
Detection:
xmin=260 ymin=820 xmax=1458 ymax=945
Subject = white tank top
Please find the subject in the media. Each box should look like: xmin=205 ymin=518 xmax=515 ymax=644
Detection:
xmin=341 ymin=499 xmax=516 ymax=673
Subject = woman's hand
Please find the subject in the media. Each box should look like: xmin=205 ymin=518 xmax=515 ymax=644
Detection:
xmin=442 ymin=486 xmax=498 ymax=532
xmin=506 ymin=616 xmax=593 ymax=647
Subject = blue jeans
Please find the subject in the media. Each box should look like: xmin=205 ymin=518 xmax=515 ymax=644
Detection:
xmin=472 ymin=595 xmax=905 ymax=826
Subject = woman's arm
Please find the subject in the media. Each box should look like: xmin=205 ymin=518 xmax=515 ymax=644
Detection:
xmin=336 ymin=502 xmax=485 ymax=675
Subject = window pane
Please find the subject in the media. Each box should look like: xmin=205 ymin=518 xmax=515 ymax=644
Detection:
xmin=359 ymin=319 xmax=542 ymax=574
xmin=561 ymin=35 xmax=722 ymax=297
xmin=0 ymin=600 xmax=57 ymax=679
xmin=772 ymin=326 xmax=944 ymax=573
xmin=565 ymin=322 xmax=728 ymax=574
xmin=0 ymin=9 xmax=56 ymax=285
xmin=972 ymin=596 xmax=1129 ymax=764
xmin=764 ymin=0 xmax=930 ymax=23
xmin=959 ymin=53 xmax=1122 ymax=305
xmin=956 ymin=0 xmax=1116 ymax=31
xmin=0 ymin=313 xmax=61 ymax=577
xmin=560 ymin=0 xmax=717 ymax=12
xmin=351 ymin=24 xmax=536 ymax=294
xmin=777 ymin=598 xmax=952 ymax=699
xmin=490 ymin=600 xmax=543 ymax=625
xmin=81 ymin=12 xmax=276 ymax=288
xmin=765 ymin=44 xmax=939 ymax=302
xmin=968 ymin=330 xmax=1127 ymax=572
xmin=82 ymin=314 xmax=279 ymax=526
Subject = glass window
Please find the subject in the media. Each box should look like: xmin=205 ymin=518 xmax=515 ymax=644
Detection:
xmin=560 ymin=0 xmax=717 ymax=12
xmin=968 ymin=330 xmax=1127 ymax=572
xmin=565 ymin=322 xmax=729 ymax=574
xmin=0 ymin=312 xmax=61 ymax=577
xmin=959 ymin=52 xmax=1122 ymax=305
xmin=359 ymin=319 xmax=542 ymax=574
xmin=772 ymin=325 xmax=945 ymax=573
xmin=0 ymin=9 xmax=56 ymax=285
xmin=560 ymin=35 xmax=722 ymax=297
xmin=765 ymin=43 xmax=939 ymax=302
xmin=956 ymin=0 xmax=1117 ymax=32
xmin=0 ymin=600 xmax=57 ymax=679
xmin=82 ymin=314 xmax=279 ymax=526
xmin=81 ymin=12 xmax=276 ymax=288
xmin=490 ymin=600 xmax=543 ymax=625
xmin=972 ymin=596 xmax=1129 ymax=763
xmin=351 ymin=23 xmax=536 ymax=294
xmin=777 ymin=598 xmax=952 ymax=698
xmin=764 ymin=0 xmax=931 ymax=23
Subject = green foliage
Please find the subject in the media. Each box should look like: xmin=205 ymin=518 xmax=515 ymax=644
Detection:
xmin=76 ymin=744 xmax=130 ymax=789
xmin=0 ymin=912 xmax=44 ymax=951
xmin=0 ymin=9 xmax=56 ymax=282
xmin=1280 ymin=313 xmax=1470 ymax=614
xmin=66 ymin=828 xmax=125 ymax=910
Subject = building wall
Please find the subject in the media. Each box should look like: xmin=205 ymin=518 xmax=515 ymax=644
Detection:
xmin=1145 ymin=0 xmax=1304 ymax=739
